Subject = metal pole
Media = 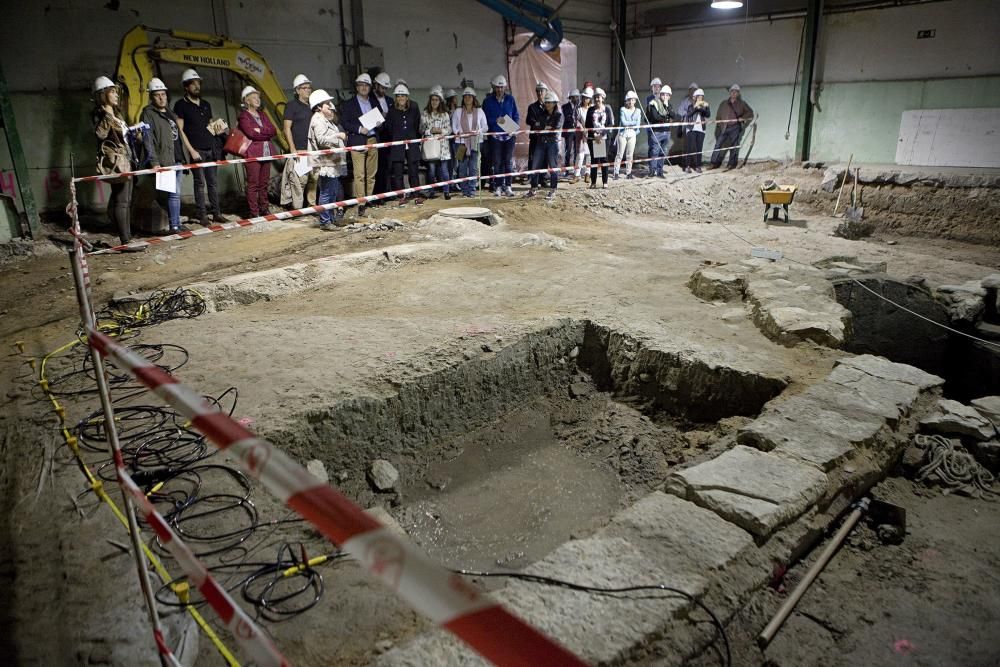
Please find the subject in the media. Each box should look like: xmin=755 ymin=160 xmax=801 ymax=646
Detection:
xmin=795 ymin=0 xmax=822 ymax=161
xmin=67 ymin=248 xmax=169 ymax=664
xmin=758 ymin=498 xmax=869 ymax=648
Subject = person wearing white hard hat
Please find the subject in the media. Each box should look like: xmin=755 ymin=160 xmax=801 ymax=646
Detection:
xmin=280 ymin=74 xmax=318 ymax=209
xmin=237 ymin=86 xmax=278 ymax=217
xmin=421 ymin=86 xmax=453 ymax=200
xmin=385 ymin=83 xmax=424 ymax=205
xmin=525 ymin=91 xmax=563 ymax=201
xmin=674 ymin=82 xmax=699 ymax=169
xmin=141 ymin=77 xmax=186 ymax=232
xmin=452 ymin=87 xmax=487 ymax=198
xmin=647 ymin=84 xmax=676 ymax=178
xmin=561 ymin=89 xmax=581 ymax=179
xmin=307 ymin=90 xmax=348 ymax=229
xmin=372 ymin=72 xmax=392 ymax=114
xmin=645 ymin=77 xmax=663 ymax=168
xmin=445 ymin=89 xmax=459 ymax=112
xmin=710 ymin=84 xmax=754 ymax=170
xmin=682 ymin=88 xmax=710 ymax=173
xmin=91 ymin=75 xmax=134 ymax=243
xmin=573 ymin=87 xmax=594 ymax=182
xmin=585 ymin=88 xmax=614 ymax=189
xmin=339 ymin=73 xmax=382 ymax=215
xmin=371 ymin=72 xmax=394 ymax=196
xmin=614 ymin=91 xmax=641 ymax=181
xmin=482 ymin=73 xmax=519 ymax=197
xmin=526 ymin=81 xmax=551 ymax=185
xmin=173 ymin=69 xmax=223 ymax=225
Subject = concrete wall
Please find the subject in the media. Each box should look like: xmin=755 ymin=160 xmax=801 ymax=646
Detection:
xmin=0 ymin=0 xmax=612 ymax=216
xmin=627 ymin=0 xmax=1000 ymax=163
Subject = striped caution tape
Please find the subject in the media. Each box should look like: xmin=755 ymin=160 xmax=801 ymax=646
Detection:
xmin=88 ymin=133 xmax=750 ymax=255
xmin=85 ymin=326 xmax=587 ymax=666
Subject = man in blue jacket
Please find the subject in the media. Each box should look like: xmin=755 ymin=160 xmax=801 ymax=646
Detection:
xmin=340 ymin=73 xmax=381 ymax=215
xmin=482 ymin=74 xmax=519 ymax=197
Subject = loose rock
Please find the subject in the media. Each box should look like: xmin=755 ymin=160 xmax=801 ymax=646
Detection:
xmin=368 ymin=459 xmax=400 ymax=491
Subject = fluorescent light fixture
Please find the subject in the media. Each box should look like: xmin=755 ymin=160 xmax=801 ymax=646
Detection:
xmin=711 ymin=1 xmax=744 ymax=8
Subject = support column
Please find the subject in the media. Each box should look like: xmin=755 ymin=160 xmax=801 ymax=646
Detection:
xmin=795 ymin=0 xmax=821 ymax=162
xmin=0 ymin=57 xmax=40 ymax=237
xmin=617 ymin=0 xmax=627 ymax=109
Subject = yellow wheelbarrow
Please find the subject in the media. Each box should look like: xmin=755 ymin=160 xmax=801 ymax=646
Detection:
xmin=760 ymin=184 xmax=797 ymax=223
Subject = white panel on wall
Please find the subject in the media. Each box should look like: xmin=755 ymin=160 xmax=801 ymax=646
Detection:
xmin=895 ymin=108 xmax=1000 ymax=167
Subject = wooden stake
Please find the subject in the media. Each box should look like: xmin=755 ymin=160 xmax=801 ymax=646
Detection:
xmin=832 ymin=153 xmax=853 ymax=216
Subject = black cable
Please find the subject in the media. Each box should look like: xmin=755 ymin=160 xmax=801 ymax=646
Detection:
xmin=453 ymin=569 xmax=732 ymax=667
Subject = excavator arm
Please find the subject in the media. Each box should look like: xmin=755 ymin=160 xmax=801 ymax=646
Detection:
xmin=114 ymin=25 xmax=288 ymax=150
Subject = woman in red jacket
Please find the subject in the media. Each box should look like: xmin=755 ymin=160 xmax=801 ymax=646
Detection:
xmin=237 ymin=86 xmax=277 ymax=217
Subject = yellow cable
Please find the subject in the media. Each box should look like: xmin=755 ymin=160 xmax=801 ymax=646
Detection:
xmin=26 ymin=342 xmax=241 ymax=667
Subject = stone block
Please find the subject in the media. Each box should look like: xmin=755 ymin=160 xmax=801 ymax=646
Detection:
xmin=920 ymin=399 xmax=997 ymax=441
xmin=835 ymin=354 xmax=944 ymax=391
xmin=970 ymin=396 xmax=1000 ymax=428
xmin=665 ymin=445 xmax=827 ymax=537
xmin=687 ymin=266 xmax=745 ymax=302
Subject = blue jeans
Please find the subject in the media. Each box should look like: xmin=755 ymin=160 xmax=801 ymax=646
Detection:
xmin=649 ymin=132 xmax=672 ymax=175
xmin=530 ymin=141 xmax=559 ymax=189
xmin=426 ymin=160 xmax=451 ymax=195
xmin=489 ymin=137 xmax=514 ymax=190
xmin=457 ymin=149 xmax=479 ymax=195
xmin=317 ymin=174 xmax=343 ymax=225
xmin=167 ymin=171 xmax=181 ymax=229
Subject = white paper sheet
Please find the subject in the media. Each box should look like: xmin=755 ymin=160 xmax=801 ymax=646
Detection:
xmin=498 ymin=115 xmax=520 ymax=135
xmin=591 ymin=137 xmax=607 ymax=159
xmin=155 ymin=170 xmax=177 ymax=193
xmin=293 ymin=156 xmax=312 ymax=176
xmin=360 ymin=108 xmax=384 ymax=131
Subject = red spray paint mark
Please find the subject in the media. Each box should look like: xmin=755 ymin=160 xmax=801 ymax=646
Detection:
xmin=44 ymin=169 xmax=65 ymax=200
xmin=0 ymin=171 xmax=16 ymax=201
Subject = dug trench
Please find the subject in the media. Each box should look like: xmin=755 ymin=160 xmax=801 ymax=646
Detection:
xmin=266 ymin=319 xmax=786 ymax=573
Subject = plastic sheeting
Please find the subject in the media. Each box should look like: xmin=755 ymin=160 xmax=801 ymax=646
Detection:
xmin=507 ymin=33 xmax=577 ymax=169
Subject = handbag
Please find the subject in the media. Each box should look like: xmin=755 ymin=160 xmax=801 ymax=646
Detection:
xmin=224 ymin=128 xmax=252 ymax=157
xmin=454 ymin=143 xmax=468 ymax=162
xmin=96 ymin=140 xmax=129 ymax=176
xmin=421 ymin=137 xmax=442 ymax=161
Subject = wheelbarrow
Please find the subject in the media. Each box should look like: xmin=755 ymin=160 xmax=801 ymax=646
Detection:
xmin=760 ymin=184 xmax=797 ymax=223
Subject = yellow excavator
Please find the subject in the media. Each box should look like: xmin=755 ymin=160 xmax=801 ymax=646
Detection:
xmin=114 ymin=25 xmax=289 ymax=151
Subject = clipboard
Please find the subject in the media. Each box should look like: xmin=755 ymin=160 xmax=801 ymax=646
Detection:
xmin=498 ymin=115 xmax=519 ymax=135
xmin=155 ymin=170 xmax=177 ymax=193
xmin=591 ymin=137 xmax=607 ymax=159
xmin=360 ymin=108 xmax=384 ymax=131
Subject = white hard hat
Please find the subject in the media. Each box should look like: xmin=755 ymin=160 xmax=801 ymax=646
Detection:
xmin=393 ymin=83 xmax=409 ymax=96
xmin=693 ymin=88 xmax=705 ymax=97
xmin=462 ymin=87 xmax=476 ymax=97
xmin=594 ymin=87 xmax=606 ymax=98
xmin=446 ymin=89 xmax=457 ymax=98
xmin=309 ymin=89 xmax=335 ymax=111
xmin=293 ymin=74 xmax=312 ymax=88
xmin=429 ymin=85 xmax=444 ymax=98
xmin=535 ymin=80 xmax=549 ymax=91
xmin=569 ymin=88 xmax=580 ymax=98
xmin=93 ymin=76 xmax=115 ymax=93
xmin=581 ymin=88 xmax=594 ymax=99
xmin=625 ymin=90 xmax=639 ymax=102
xmin=241 ymin=85 xmax=259 ymax=101
xmin=147 ymin=78 xmax=167 ymax=93
xmin=660 ymin=85 xmax=673 ymax=96
xmin=689 ymin=82 xmax=699 ymax=90
xmin=395 ymin=78 xmax=407 ymax=86
xmin=729 ymin=84 xmax=741 ymax=92
xmin=543 ymin=91 xmax=558 ymax=104
xmin=491 ymin=74 xmax=508 ymax=88
xmin=374 ymin=72 xmax=391 ymax=87
xmin=181 ymin=69 xmax=201 ymax=84
xmin=355 ymin=73 xmax=372 ymax=85
xmin=650 ymin=77 xmax=662 ymax=87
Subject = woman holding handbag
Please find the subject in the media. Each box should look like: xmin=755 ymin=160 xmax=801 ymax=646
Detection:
xmin=237 ymin=86 xmax=277 ymax=217
xmin=307 ymin=89 xmax=348 ymax=229
xmin=585 ymin=88 xmax=613 ymax=189
xmin=420 ymin=86 xmax=453 ymax=200
xmin=451 ymin=87 xmax=487 ymax=198
xmin=91 ymin=75 xmax=134 ymax=243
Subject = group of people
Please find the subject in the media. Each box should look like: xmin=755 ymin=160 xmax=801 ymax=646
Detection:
xmin=90 ymin=69 xmax=754 ymax=239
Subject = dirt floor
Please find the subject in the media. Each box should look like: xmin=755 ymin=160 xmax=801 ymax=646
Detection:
xmin=688 ymin=476 xmax=1000 ymax=667
xmin=2 ymin=162 xmax=999 ymax=666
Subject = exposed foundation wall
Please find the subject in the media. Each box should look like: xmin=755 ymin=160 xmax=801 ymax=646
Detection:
xmin=625 ymin=0 xmax=1000 ymax=162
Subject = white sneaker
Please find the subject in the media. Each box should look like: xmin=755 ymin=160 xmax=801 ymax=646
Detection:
xmin=494 ymin=188 xmax=503 ymax=197
xmin=505 ymin=186 xmax=515 ymax=197
xmin=545 ymin=190 xmax=556 ymax=201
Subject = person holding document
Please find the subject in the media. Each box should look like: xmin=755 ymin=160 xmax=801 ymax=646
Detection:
xmin=482 ymin=74 xmax=519 ymax=197
xmin=585 ymin=87 xmax=614 ymax=189
xmin=340 ymin=73 xmax=382 ymax=216
xmin=141 ymin=77 xmax=186 ymax=232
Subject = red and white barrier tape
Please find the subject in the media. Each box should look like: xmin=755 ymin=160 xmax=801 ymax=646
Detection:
xmin=71 ymin=118 xmax=742 ymax=184
xmin=116 ymin=467 xmax=290 ymax=666
xmin=89 ymin=136 xmax=747 ymax=255
xmin=86 ymin=327 xmax=588 ymax=667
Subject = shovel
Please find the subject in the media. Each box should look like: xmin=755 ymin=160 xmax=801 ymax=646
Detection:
xmin=844 ymin=167 xmax=864 ymax=223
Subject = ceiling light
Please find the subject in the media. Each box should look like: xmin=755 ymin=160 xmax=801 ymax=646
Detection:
xmin=711 ymin=1 xmax=744 ymax=8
